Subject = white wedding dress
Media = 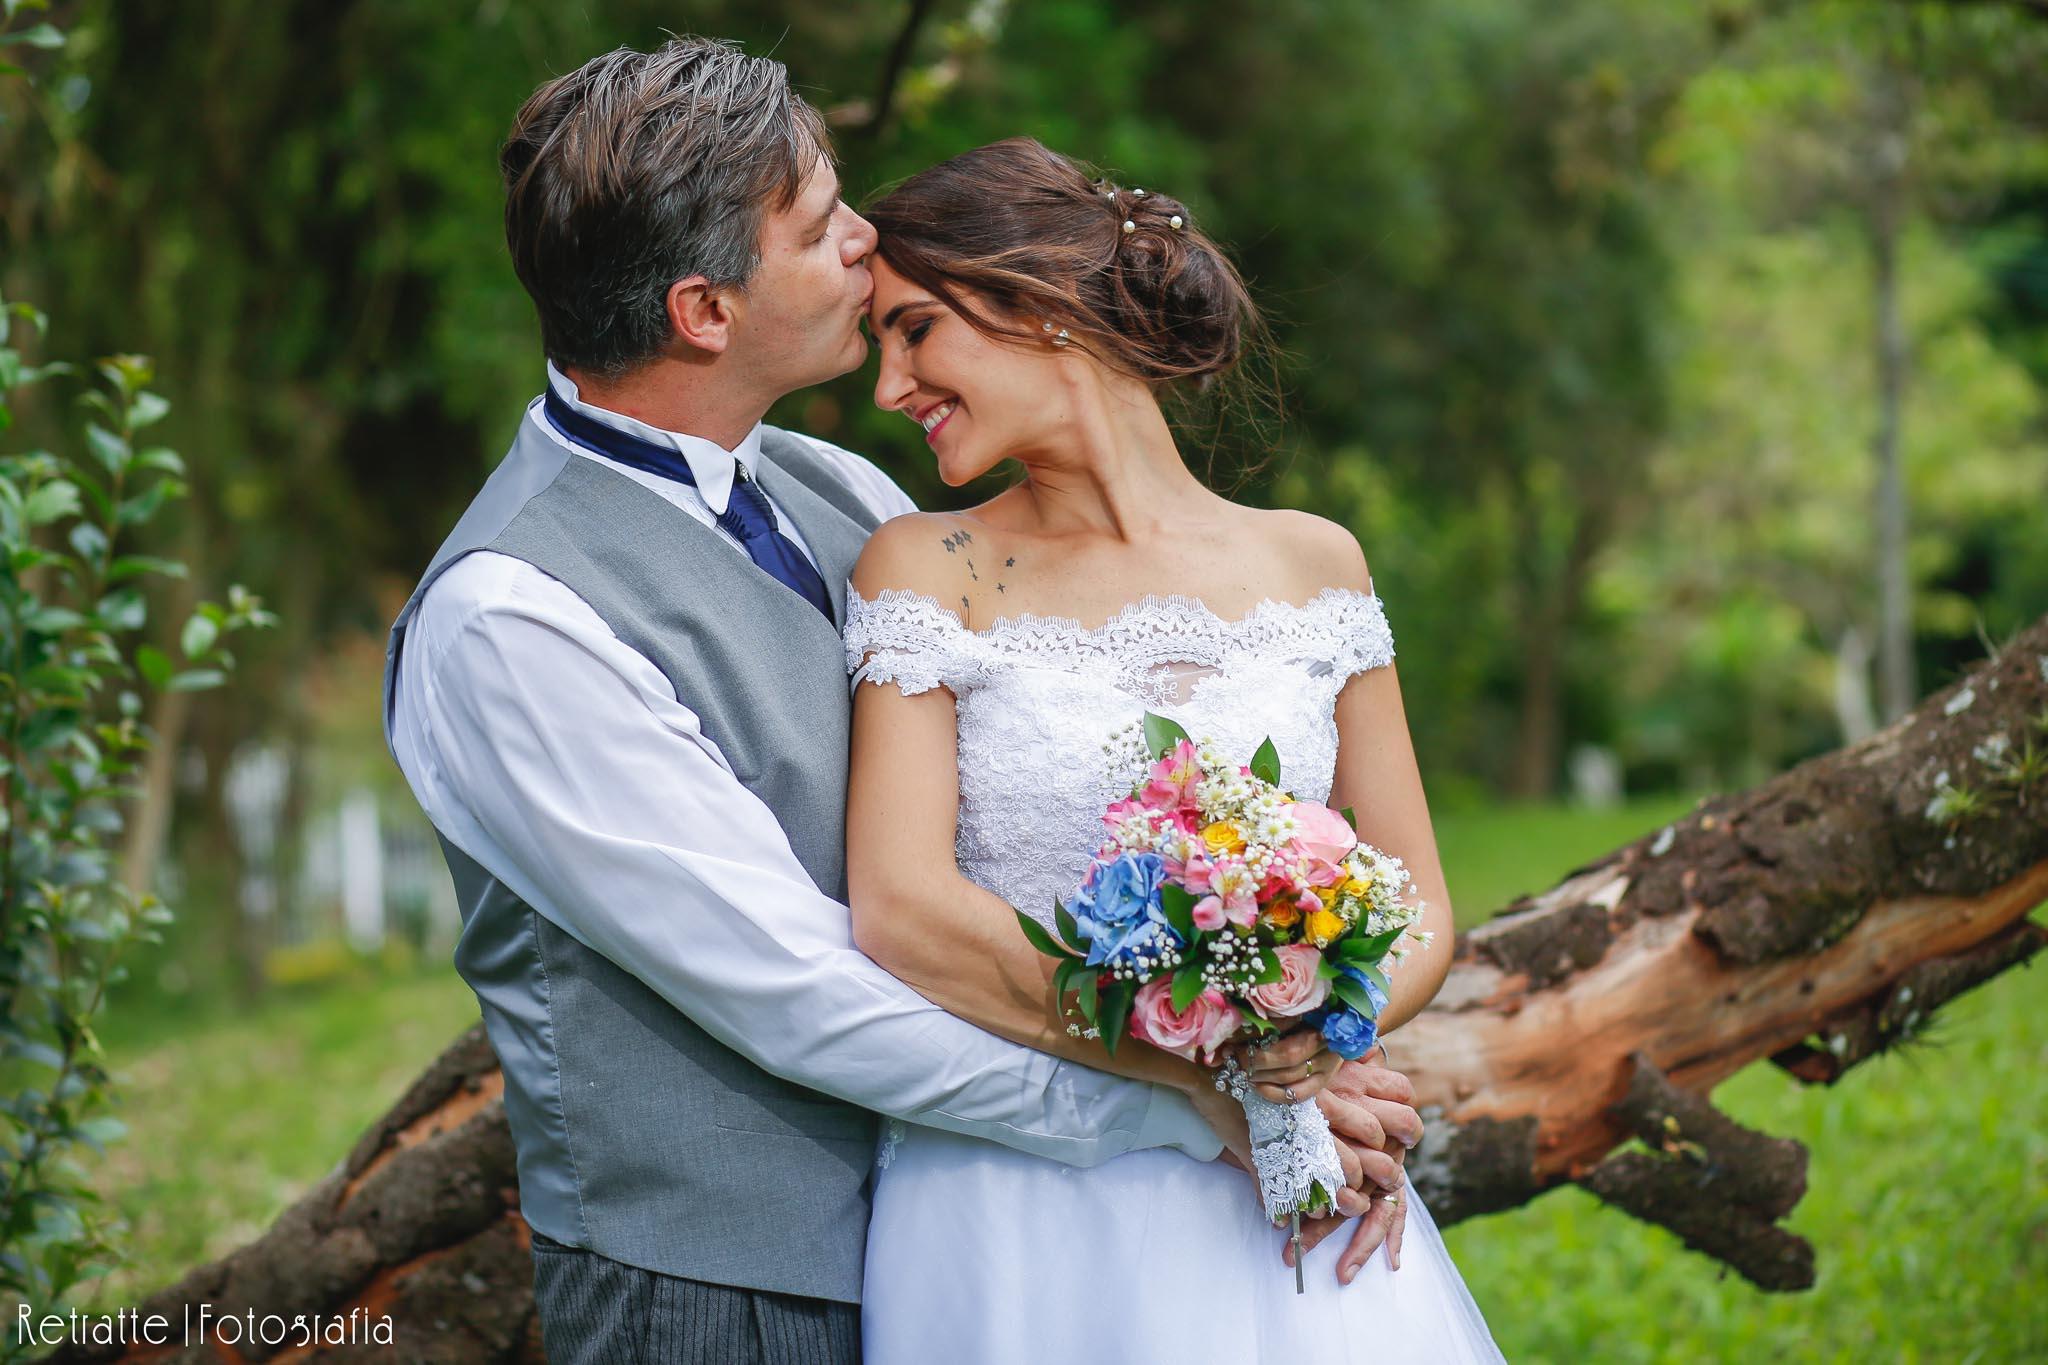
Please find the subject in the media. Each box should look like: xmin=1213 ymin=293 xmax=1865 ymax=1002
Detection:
xmin=845 ymin=585 xmax=1503 ymax=1364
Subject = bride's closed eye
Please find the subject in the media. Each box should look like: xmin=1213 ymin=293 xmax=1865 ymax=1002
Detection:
xmin=903 ymin=316 xmax=936 ymax=346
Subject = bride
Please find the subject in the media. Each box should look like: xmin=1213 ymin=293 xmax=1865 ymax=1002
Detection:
xmin=841 ymin=138 xmax=1503 ymax=1363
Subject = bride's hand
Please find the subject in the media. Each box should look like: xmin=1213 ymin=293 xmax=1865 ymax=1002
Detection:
xmin=1224 ymin=1027 xmax=1338 ymax=1105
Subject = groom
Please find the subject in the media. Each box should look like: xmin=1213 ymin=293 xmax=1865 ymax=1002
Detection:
xmin=385 ymin=36 xmax=1417 ymax=1363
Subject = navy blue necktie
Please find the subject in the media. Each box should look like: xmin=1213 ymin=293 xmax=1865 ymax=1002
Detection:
xmin=542 ymin=388 xmax=835 ymax=624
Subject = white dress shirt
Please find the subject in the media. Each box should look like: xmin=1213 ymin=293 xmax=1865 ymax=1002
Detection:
xmin=387 ymin=367 xmax=1221 ymax=1166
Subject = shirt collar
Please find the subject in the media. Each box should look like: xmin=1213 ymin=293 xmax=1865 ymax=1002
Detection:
xmin=543 ymin=361 xmax=763 ymax=515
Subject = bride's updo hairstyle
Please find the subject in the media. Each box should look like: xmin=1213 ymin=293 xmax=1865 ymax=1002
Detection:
xmin=864 ymin=138 xmax=1266 ymax=395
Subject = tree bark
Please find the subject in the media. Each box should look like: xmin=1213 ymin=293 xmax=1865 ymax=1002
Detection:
xmin=47 ymin=615 xmax=2048 ymax=1361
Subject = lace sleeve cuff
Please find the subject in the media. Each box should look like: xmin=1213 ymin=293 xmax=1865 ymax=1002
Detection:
xmin=1323 ymin=591 xmax=1396 ymax=680
xmin=844 ymin=588 xmax=983 ymax=698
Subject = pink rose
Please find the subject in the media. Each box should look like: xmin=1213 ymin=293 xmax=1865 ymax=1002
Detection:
xmin=1129 ymin=979 xmax=1243 ymax=1065
xmin=1288 ymin=803 xmax=1357 ymax=865
xmin=1246 ymin=943 xmax=1332 ymax=1018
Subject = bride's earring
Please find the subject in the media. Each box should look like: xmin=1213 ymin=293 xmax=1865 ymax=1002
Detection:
xmin=1040 ymin=321 xmax=1071 ymax=348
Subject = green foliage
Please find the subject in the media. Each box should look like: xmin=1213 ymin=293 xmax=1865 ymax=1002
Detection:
xmin=0 ymin=317 xmax=273 ymax=1333
xmin=0 ymin=10 xmax=274 ymax=1326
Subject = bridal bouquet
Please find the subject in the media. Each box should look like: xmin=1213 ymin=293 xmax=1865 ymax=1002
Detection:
xmin=1016 ymin=713 xmax=1428 ymax=1284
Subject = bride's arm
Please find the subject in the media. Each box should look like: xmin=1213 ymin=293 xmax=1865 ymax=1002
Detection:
xmin=849 ymin=674 xmax=1198 ymax=1086
xmin=1321 ymin=542 xmax=1456 ymax=1032
xmin=844 ymin=522 xmax=1330 ymax=1113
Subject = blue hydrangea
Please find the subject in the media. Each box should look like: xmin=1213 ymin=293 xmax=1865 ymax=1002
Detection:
xmin=1071 ymin=852 xmax=1167 ymax=960
xmin=1320 ymin=1008 xmax=1379 ymax=1060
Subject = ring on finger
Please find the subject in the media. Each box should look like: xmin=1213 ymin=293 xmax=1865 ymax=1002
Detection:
xmin=1282 ymin=1085 xmax=1298 ymax=1103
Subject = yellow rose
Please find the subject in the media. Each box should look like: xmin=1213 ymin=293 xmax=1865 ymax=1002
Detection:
xmin=1201 ymin=821 xmax=1247 ymax=856
xmin=1264 ymin=900 xmax=1302 ymax=929
xmin=1343 ymin=877 xmax=1372 ymax=898
xmin=1306 ymin=909 xmax=1345 ymax=946
xmin=1315 ymin=885 xmax=1340 ymax=910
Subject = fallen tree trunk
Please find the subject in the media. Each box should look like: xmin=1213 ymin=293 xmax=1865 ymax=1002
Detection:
xmin=51 ymin=616 xmax=2048 ymax=1361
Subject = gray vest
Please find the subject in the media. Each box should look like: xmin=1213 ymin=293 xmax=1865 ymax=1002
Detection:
xmin=382 ymin=413 xmax=883 ymax=1302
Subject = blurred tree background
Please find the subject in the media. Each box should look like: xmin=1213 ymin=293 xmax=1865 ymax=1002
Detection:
xmin=1 ymin=0 xmax=2044 ymax=1357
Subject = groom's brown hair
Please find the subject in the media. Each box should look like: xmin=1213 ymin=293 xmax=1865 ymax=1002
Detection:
xmin=500 ymin=37 xmax=830 ymax=379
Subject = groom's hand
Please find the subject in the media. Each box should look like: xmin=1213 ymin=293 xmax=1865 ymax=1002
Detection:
xmin=1318 ymin=1049 xmax=1424 ymax=1154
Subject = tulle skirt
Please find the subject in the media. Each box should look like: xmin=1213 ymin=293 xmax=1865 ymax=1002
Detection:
xmin=862 ymin=1123 xmax=1504 ymax=1364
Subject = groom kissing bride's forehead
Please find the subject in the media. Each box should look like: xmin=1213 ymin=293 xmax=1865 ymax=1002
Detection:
xmin=501 ymin=37 xmax=878 ymax=427
xmin=386 ymin=30 xmax=1481 ymax=1365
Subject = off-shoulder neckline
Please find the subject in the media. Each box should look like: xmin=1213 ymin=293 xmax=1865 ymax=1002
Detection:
xmin=844 ymin=584 xmax=1382 ymax=643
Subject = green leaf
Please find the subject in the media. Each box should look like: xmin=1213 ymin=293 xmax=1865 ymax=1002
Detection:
xmin=25 ymin=605 xmax=87 ymax=633
xmin=1337 ymin=926 xmax=1404 ymax=962
xmin=1356 ymin=960 xmax=1392 ymax=997
xmin=165 ymin=669 xmax=228 ymax=693
xmin=1142 ymin=711 xmax=1191 ymax=760
xmin=83 ymin=422 xmax=130 ymax=475
xmin=67 ymin=520 xmax=107 ymax=563
xmin=1170 ymin=960 xmax=1206 ymax=1013
xmin=95 ymin=588 xmax=145 ymax=632
xmin=11 ymin=544 xmax=59 ymax=574
xmin=1098 ymin=980 xmax=1136 ymax=1056
xmin=1052 ymin=898 xmax=1084 ymax=952
xmin=1014 ymin=908 xmax=1072 ymax=959
xmin=0 ymin=346 xmax=18 ymax=390
xmin=128 ymin=391 xmax=170 ymax=428
xmin=106 ymin=554 xmax=186 ymax=584
xmin=73 ymin=1117 xmax=125 ymax=1155
xmin=1053 ymin=956 xmax=1084 ymax=1003
xmin=24 ymin=478 xmax=80 ymax=525
xmin=1075 ymin=969 xmax=1100 ymax=1028
xmin=0 ymin=22 xmax=64 ymax=48
xmin=1331 ymin=975 xmax=1377 ymax=1017
xmin=116 ymin=476 xmax=184 ymax=526
xmin=10 ymin=300 xmax=48 ymax=339
xmin=4 ymin=1040 xmax=63 ymax=1070
xmin=1158 ymin=883 xmax=1197 ymax=942
xmin=1249 ymin=946 xmax=1285 ymax=985
xmin=1249 ymin=736 xmax=1281 ymax=786
xmin=1339 ymin=806 xmax=1357 ymax=832
xmin=134 ymin=446 xmax=185 ymax=476
xmin=179 ymin=611 xmax=219 ymax=660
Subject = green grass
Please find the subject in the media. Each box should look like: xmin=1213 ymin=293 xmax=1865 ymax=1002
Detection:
xmin=66 ymin=796 xmax=2048 ymax=1360
xmin=80 ymin=968 xmax=480 ymax=1311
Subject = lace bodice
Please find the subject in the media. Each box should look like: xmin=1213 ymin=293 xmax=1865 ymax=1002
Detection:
xmin=844 ymin=587 xmax=1395 ymax=926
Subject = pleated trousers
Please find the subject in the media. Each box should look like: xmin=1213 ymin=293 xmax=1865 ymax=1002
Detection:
xmin=530 ymin=1231 xmax=860 ymax=1364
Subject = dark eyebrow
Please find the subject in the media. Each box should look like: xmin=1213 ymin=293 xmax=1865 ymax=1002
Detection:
xmin=880 ymin=300 xmax=935 ymax=332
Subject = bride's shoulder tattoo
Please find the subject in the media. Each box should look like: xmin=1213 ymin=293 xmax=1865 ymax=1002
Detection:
xmin=937 ymin=526 xmax=1016 ymax=619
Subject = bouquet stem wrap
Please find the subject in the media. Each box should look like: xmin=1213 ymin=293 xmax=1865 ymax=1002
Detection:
xmin=1220 ymin=1059 xmax=1348 ymax=1226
